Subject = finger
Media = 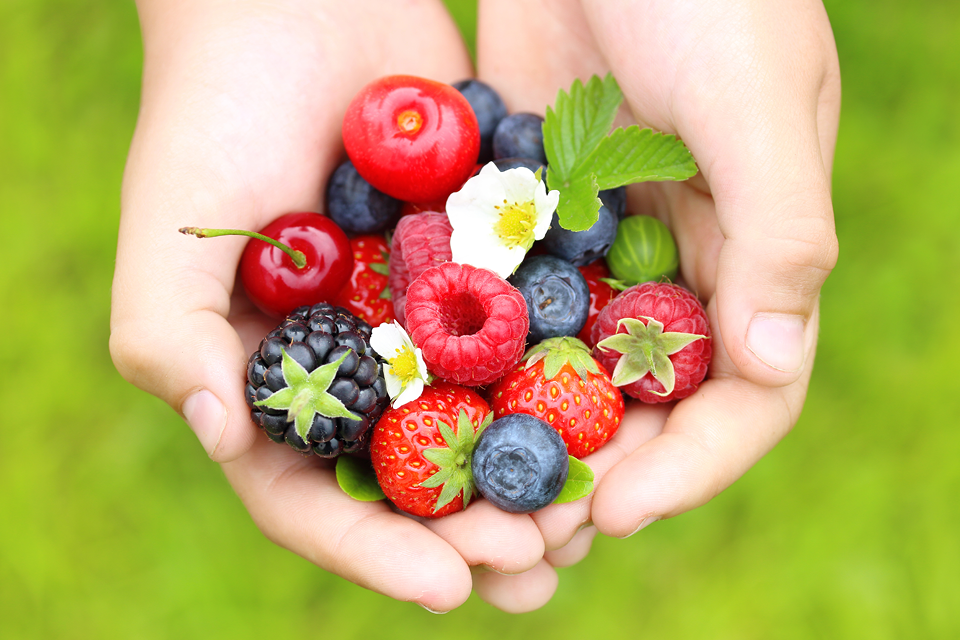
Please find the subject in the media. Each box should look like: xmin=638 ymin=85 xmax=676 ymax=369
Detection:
xmin=471 ymin=559 xmax=559 ymax=613
xmin=423 ymin=500 xmax=545 ymax=575
xmin=113 ymin=2 xmax=475 ymax=461
xmin=591 ymin=299 xmax=820 ymax=538
xmin=543 ymin=525 xmax=598 ymax=568
xmin=582 ymin=0 xmax=840 ymax=387
xmin=531 ymin=402 xmax=669 ymax=550
xmin=223 ymin=437 xmax=473 ymax=612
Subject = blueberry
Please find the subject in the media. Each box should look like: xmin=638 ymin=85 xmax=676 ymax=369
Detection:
xmin=493 ymin=157 xmax=545 ymax=175
xmin=452 ymin=79 xmax=508 ymax=165
xmin=509 ymin=255 xmax=590 ymax=343
xmin=326 ymin=160 xmax=401 ymax=236
xmin=472 ymin=414 xmax=569 ymax=514
xmin=599 ymin=186 xmax=627 ymax=222
xmin=492 ymin=113 xmax=546 ymax=165
xmin=541 ymin=204 xmax=618 ymax=266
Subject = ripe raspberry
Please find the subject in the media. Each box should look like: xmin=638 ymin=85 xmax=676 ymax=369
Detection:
xmin=388 ymin=212 xmax=452 ymax=326
xmin=244 ymin=303 xmax=390 ymax=456
xmin=405 ymin=262 xmax=528 ymax=386
xmin=591 ymin=282 xmax=711 ymax=403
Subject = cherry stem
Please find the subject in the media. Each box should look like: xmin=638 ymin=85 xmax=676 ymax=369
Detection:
xmin=179 ymin=227 xmax=307 ymax=268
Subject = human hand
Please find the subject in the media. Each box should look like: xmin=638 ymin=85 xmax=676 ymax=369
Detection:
xmin=111 ymin=0 xmax=565 ymax=613
xmin=476 ymin=0 xmax=839 ymax=552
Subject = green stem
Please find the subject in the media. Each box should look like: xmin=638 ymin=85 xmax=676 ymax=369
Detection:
xmin=179 ymin=226 xmax=307 ymax=268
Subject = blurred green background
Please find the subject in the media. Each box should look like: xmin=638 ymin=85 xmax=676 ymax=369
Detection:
xmin=2 ymin=0 xmax=958 ymax=637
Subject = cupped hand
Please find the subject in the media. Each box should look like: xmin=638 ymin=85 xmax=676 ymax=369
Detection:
xmin=477 ymin=0 xmax=839 ymax=560
xmin=111 ymin=0 xmax=566 ymax=613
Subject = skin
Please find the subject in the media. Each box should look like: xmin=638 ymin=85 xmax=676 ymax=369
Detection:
xmin=111 ymin=0 xmax=839 ymax=614
xmin=476 ymin=0 xmax=840 ymax=601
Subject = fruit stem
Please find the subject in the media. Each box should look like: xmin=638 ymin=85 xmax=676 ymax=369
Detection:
xmin=179 ymin=227 xmax=307 ymax=268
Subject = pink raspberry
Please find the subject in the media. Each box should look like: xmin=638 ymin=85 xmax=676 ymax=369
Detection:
xmin=405 ymin=262 xmax=528 ymax=386
xmin=388 ymin=212 xmax=452 ymax=327
xmin=591 ymin=282 xmax=711 ymax=403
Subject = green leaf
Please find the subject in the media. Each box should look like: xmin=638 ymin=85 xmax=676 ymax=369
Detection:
xmin=543 ymin=73 xmax=622 ymax=180
xmin=554 ymin=456 xmax=595 ymax=504
xmin=542 ymin=73 xmax=699 ymax=234
xmin=581 ymin=126 xmax=698 ymax=188
xmin=336 ymin=456 xmax=386 ymax=502
xmin=369 ymin=262 xmax=389 ymax=276
xmin=549 ymin=168 xmax=602 ymax=232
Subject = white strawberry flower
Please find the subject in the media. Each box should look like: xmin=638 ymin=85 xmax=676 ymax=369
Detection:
xmin=446 ymin=161 xmax=559 ymax=278
xmin=370 ymin=321 xmax=430 ymax=408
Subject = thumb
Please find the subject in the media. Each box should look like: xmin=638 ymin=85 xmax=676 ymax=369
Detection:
xmin=110 ymin=233 xmax=263 ymax=462
xmin=709 ymin=131 xmax=838 ymax=385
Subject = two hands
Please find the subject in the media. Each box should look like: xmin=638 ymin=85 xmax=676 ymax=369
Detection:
xmin=111 ymin=0 xmax=839 ymax=613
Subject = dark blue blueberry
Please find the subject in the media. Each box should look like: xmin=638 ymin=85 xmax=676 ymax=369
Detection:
xmin=493 ymin=157 xmax=545 ymax=175
xmin=508 ymin=255 xmax=590 ymax=343
xmin=493 ymin=113 xmax=546 ymax=165
xmin=599 ymin=186 xmax=627 ymax=221
xmin=452 ymin=79 xmax=508 ymax=165
xmin=472 ymin=414 xmax=569 ymax=514
xmin=326 ymin=160 xmax=401 ymax=236
xmin=541 ymin=204 xmax=618 ymax=266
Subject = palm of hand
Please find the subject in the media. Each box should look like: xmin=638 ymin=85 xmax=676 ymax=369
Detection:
xmin=477 ymin=0 xmax=838 ymax=538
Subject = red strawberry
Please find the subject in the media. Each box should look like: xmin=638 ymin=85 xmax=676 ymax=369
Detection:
xmin=405 ymin=261 xmax=528 ymax=386
xmin=591 ymin=282 xmax=711 ymax=403
xmin=332 ymin=234 xmax=395 ymax=327
xmin=488 ymin=337 xmax=624 ymax=459
xmin=370 ymin=382 xmax=492 ymax=518
xmin=388 ymin=212 xmax=453 ymax=326
xmin=576 ymin=259 xmax=621 ymax=348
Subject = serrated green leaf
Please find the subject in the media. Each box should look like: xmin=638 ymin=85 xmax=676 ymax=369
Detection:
xmin=543 ymin=73 xmax=622 ymax=180
xmin=369 ymin=262 xmax=389 ymax=276
xmin=549 ymin=167 xmax=602 ymax=232
xmin=580 ymin=126 xmax=698 ymax=188
xmin=554 ymin=456 xmax=595 ymax=504
xmin=336 ymin=456 xmax=386 ymax=501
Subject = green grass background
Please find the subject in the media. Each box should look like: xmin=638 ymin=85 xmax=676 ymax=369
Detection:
xmin=2 ymin=0 xmax=958 ymax=637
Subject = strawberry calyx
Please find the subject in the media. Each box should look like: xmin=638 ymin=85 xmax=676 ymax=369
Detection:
xmin=420 ymin=409 xmax=493 ymax=513
xmin=254 ymin=349 xmax=360 ymax=442
xmin=524 ymin=336 xmax=601 ymax=382
xmin=596 ymin=316 xmax=707 ymax=396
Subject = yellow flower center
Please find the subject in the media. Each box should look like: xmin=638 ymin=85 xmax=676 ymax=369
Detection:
xmin=389 ymin=346 xmax=419 ymax=384
xmin=494 ymin=199 xmax=538 ymax=249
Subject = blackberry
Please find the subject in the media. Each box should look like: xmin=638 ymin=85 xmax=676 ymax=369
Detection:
xmin=244 ymin=303 xmax=389 ymax=458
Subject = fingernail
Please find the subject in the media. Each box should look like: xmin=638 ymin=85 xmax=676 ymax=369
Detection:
xmin=746 ymin=313 xmax=805 ymax=373
xmin=576 ymin=520 xmax=594 ymax=533
xmin=416 ymin=602 xmax=448 ymax=615
xmin=621 ymin=516 xmax=660 ymax=538
xmin=182 ymin=390 xmax=226 ymax=457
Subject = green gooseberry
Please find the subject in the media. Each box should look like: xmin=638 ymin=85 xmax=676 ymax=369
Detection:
xmin=606 ymin=215 xmax=678 ymax=285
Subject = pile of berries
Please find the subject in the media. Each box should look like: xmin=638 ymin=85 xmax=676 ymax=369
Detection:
xmin=184 ymin=74 xmax=711 ymax=518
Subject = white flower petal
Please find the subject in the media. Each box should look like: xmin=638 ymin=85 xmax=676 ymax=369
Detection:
xmin=392 ymin=378 xmax=425 ymax=408
xmin=370 ymin=322 xmax=407 ymax=359
xmin=414 ymin=348 xmax=429 ymax=379
xmin=499 ymin=167 xmax=538 ymax=205
xmin=383 ymin=366 xmax=403 ymax=399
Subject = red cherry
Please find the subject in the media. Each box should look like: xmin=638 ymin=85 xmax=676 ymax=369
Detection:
xmin=238 ymin=213 xmax=353 ymax=317
xmin=180 ymin=213 xmax=353 ymax=318
xmin=342 ymin=75 xmax=480 ymax=203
